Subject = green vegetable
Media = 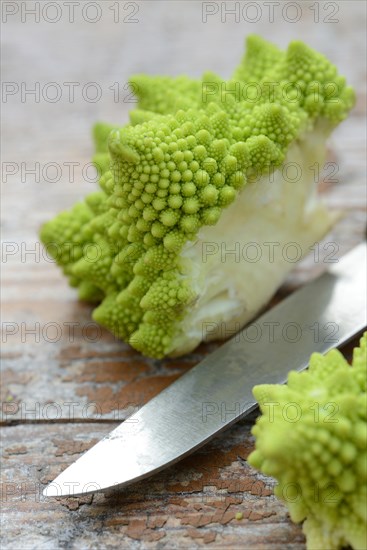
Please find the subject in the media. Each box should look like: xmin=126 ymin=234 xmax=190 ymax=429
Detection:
xmin=248 ymin=333 xmax=367 ymax=550
xmin=40 ymin=35 xmax=355 ymax=358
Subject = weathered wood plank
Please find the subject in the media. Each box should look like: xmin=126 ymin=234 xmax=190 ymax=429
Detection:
xmin=1 ymin=419 xmax=306 ymax=549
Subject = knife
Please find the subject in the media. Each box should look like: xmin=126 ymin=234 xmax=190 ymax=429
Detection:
xmin=43 ymin=242 xmax=366 ymax=497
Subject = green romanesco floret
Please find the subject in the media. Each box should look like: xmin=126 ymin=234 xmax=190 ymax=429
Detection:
xmin=40 ymin=35 xmax=355 ymax=358
xmin=248 ymin=333 xmax=367 ymax=550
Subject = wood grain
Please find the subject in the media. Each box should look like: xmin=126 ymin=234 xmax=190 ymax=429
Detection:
xmin=2 ymin=418 xmax=307 ymax=549
xmin=1 ymin=1 xmax=366 ymax=548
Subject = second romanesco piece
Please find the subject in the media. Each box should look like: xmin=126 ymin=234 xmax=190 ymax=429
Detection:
xmin=248 ymin=333 xmax=367 ymax=550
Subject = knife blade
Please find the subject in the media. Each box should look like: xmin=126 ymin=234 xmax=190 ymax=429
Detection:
xmin=43 ymin=242 xmax=366 ymax=497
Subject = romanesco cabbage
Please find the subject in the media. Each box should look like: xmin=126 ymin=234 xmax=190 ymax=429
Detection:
xmin=40 ymin=36 xmax=355 ymax=358
xmin=248 ymin=333 xmax=367 ymax=550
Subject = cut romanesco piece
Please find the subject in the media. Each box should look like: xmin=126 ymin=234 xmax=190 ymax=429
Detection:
xmin=40 ymin=35 xmax=355 ymax=358
xmin=248 ymin=333 xmax=367 ymax=550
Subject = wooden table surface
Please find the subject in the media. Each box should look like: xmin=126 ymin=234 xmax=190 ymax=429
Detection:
xmin=1 ymin=2 xmax=366 ymax=548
